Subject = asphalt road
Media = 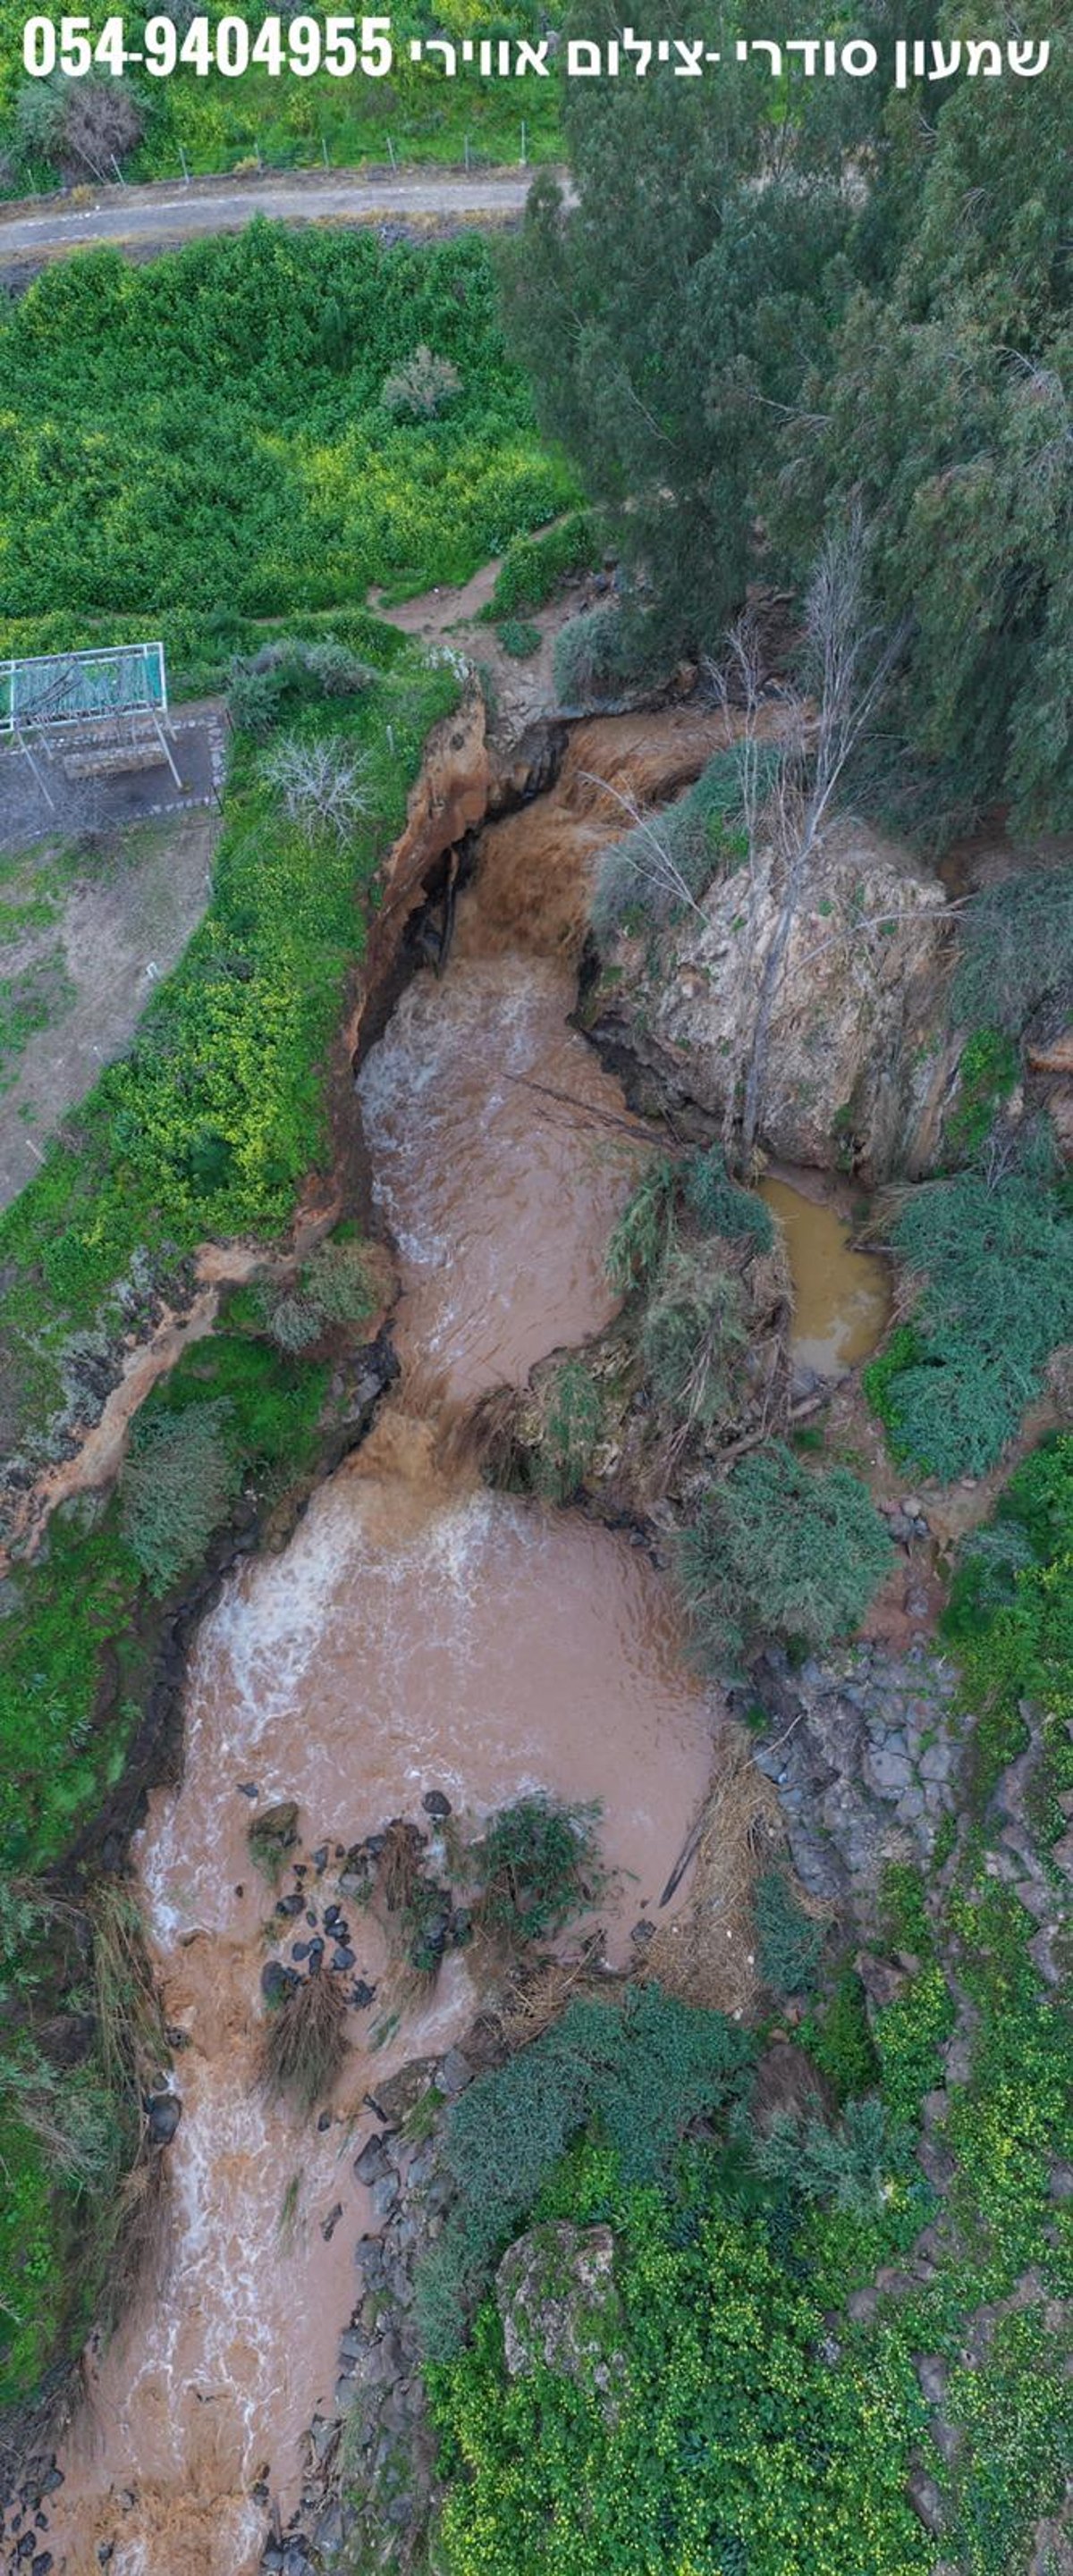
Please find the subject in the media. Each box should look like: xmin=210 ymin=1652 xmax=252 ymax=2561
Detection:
xmin=0 ymin=164 xmax=545 ymax=267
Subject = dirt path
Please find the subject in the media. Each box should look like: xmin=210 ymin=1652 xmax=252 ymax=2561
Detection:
xmin=0 ymin=164 xmax=548 ymax=273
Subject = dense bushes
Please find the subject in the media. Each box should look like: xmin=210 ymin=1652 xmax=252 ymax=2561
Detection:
xmin=415 ymin=1988 xmax=755 ymax=2361
xmin=953 ymin=866 xmax=1073 ymax=1040
xmin=552 ymin=602 xmax=656 ymax=707
xmin=1 ymin=1331 xmax=327 ymax=1873
xmin=865 ymin=1174 xmax=1073 ymax=1480
xmin=675 ymin=1442 xmax=893 ymax=1666
xmin=944 ymin=1434 xmax=1073 ymax=1799
xmin=429 ymin=2133 xmax=930 ymax=2576
xmin=0 ymin=228 xmax=574 ymax=625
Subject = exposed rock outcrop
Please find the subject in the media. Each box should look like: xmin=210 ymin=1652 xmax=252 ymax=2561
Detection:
xmin=593 ymin=815 xmax=957 ymax=1180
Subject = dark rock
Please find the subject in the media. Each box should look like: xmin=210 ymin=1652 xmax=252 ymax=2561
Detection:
xmin=308 ymin=1939 xmax=325 ymax=1968
xmin=261 ymin=1959 xmax=292 ymax=2006
xmin=917 ymin=2354 xmax=949 ymax=2407
xmin=32 ymin=2555 xmax=54 ymax=2575
xmin=321 ymin=2203 xmax=344 ymax=2243
xmin=313 ymin=1845 xmax=329 ymax=1873
xmin=422 ymin=1791 xmax=452 ymax=1819
xmin=305 ymin=1910 xmax=318 ymax=1929
xmin=332 ymin=1946 xmax=356 ymax=1973
xmin=351 ymin=1980 xmax=376 ymax=2009
xmin=354 ymin=2134 xmax=391 ymax=2188
xmin=237 ymin=1781 xmax=258 ymax=1799
xmin=146 ymin=2092 xmax=182 ymax=2147
xmin=365 ymin=2058 xmax=437 ymax=2128
xmin=291 ymin=1941 xmax=310 ymax=1963
xmin=370 ymin=2172 xmax=400 ymax=2223
xmin=276 ymin=1893 xmax=304 ymax=1919
xmin=251 ymin=1799 xmax=300 ymax=1855
xmin=907 ymin=2467 xmax=946 ymax=2535
xmin=324 ymin=1905 xmax=342 ymax=1929
xmin=436 ymin=2046 xmax=471 ymax=2099
xmin=317 ymin=2110 xmax=332 ymax=2134
xmin=314 ymin=2503 xmax=344 ymax=2555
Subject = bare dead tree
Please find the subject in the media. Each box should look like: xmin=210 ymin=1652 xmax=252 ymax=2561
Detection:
xmin=579 ymin=770 xmax=713 ymax=931
xmin=260 ymin=736 xmax=370 ymax=842
xmin=707 ymin=520 xmax=908 ymax=1169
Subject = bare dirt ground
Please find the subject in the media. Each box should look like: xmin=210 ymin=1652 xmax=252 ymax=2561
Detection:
xmin=0 ymin=800 xmax=220 ymax=1208
xmin=371 ymin=548 xmax=607 ymax=738
xmin=0 ymin=164 xmax=545 ymax=280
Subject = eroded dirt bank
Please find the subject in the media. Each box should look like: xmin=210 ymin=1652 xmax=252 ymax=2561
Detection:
xmin=40 ymin=710 xmax=734 ymax=2575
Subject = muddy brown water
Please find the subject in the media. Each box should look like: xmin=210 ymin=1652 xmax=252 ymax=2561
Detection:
xmin=760 ymin=1174 xmax=891 ymax=1377
xmin=44 ymin=717 xmax=723 ymax=2575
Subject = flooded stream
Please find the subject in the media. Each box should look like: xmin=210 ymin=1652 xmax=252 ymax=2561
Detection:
xmin=45 ymin=716 xmax=725 ymax=2575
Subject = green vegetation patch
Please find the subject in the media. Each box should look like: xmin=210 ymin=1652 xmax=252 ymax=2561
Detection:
xmin=0 ymin=644 xmax=459 ymax=1454
xmin=485 ymin=510 xmax=600 ymax=619
xmin=428 ymin=2134 xmax=931 ymax=2576
xmin=674 ymin=1440 xmax=894 ymax=1666
xmin=0 ymin=227 xmax=574 ymax=626
xmin=864 ymin=1174 xmax=1073 ymax=1481
xmin=415 ymin=1987 xmax=755 ymax=2361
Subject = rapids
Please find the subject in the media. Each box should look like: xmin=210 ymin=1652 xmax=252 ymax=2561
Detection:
xmin=44 ymin=714 xmax=726 ymax=2575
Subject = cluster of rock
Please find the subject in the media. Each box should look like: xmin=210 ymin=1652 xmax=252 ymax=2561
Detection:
xmin=591 ymin=814 xmax=957 ymax=1182
xmin=258 ymin=2039 xmax=485 ymax=2576
xmin=0 ymin=2458 xmax=61 ymax=2574
xmin=744 ymin=1638 xmax=963 ymax=1904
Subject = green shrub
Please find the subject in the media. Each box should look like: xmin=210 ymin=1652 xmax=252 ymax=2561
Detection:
xmin=590 ymin=746 xmax=756 ymax=945
xmin=552 ymin=602 xmax=656 ymax=706
xmin=639 ymin=1250 xmax=748 ymax=1437
xmin=529 ymin=1357 xmax=604 ymax=1502
xmin=228 ymin=636 xmax=376 ymax=735
xmin=471 ymin=1796 xmax=605 ymax=1946
xmin=944 ymin=1433 xmax=1073 ymax=1800
xmin=801 ymin=1967 xmax=880 ymax=2104
xmin=946 ymin=1026 xmax=1019 ymax=1159
xmin=866 ymin=1174 xmax=1073 ymax=1478
xmin=486 ymin=510 xmax=598 ymax=617
xmin=258 ymin=1238 xmax=376 ymax=1354
xmin=675 ymin=1443 xmax=894 ymax=1665
xmin=872 ymin=1962 xmax=954 ymax=2133
xmin=495 ymin=616 xmax=541 ymax=659
xmin=754 ymin=1869 xmax=826 ymax=1996
xmin=953 ymin=865 xmax=1073 ymax=1038
xmin=121 ymin=1399 xmax=235 ymax=1595
xmin=605 ymin=1156 xmax=677 ymax=1295
xmin=681 ymin=1144 xmax=776 ymax=1250
xmin=415 ymin=1987 xmax=755 ymax=2360
xmin=751 ymin=2094 xmax=891 ymax=2217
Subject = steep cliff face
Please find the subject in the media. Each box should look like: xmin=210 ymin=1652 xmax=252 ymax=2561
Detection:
xmin=592 ymin=816 xmax=958 ymax=1181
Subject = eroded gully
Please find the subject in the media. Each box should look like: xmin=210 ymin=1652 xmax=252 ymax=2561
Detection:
xmin=45 ymin=711 xmax=740 ymax=2575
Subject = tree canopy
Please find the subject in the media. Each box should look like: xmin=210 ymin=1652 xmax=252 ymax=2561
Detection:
xmin=502 ymin=0 xmax=1072 ymax=833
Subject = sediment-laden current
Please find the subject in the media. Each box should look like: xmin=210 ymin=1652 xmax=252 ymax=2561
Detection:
xmin=47 ymin=718 xmax=723 ymax=2574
